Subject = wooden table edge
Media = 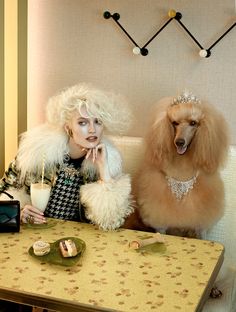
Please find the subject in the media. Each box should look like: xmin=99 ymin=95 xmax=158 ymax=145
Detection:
xmin=195 ymin=242 xmax=225 ymax=312
xmin=0 ymin=288 xmax=117 ymax=312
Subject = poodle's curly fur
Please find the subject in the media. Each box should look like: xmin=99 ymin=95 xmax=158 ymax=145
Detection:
xmin=131 ymin=96 xmax=229 ymax=237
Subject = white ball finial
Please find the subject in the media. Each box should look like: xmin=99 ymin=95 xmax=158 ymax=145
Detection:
xmin=199 ymin=49 xmax=207 ymax=58
xmin=133 ymin=47 xmax=141 ymax=55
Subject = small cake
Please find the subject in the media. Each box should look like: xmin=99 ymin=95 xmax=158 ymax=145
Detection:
xmin=33 ymin=240 xmax=50 ymax=256
xmin=59 ymin=239 xmax=78 ymax=257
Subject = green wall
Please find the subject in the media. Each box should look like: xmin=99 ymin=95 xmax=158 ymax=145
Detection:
xmin=18 ymin=0 xmax=27 ymax=137
xmin=0 ymin=0 xmax=27 ymax=176
xmin=0 ymin=0 xmax=4 ymax=176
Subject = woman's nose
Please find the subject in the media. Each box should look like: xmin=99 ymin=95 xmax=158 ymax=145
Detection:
xmin=88 ymin=121 xmax=95 ymax=133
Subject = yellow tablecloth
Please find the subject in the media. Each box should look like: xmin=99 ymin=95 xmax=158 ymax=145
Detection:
xmin=0 ymin=220 xmax=224 ymax=311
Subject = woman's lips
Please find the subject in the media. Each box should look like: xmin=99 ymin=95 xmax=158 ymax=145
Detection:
xmin=86 ymin=136 xmax=98 ymax=142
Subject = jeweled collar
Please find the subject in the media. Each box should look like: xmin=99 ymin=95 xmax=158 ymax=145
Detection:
xmin=165 ymin=172 xmax=199 ymax=200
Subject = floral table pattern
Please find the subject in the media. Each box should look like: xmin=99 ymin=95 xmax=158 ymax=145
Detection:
xmin=0 ymin=220 xmax=224 ymax=311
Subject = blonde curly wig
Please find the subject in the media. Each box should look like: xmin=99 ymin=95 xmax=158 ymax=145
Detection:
xmin=46 ymin=83 xmax=132 ymax=134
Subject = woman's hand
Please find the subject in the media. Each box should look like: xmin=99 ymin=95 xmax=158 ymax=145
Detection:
xmin=85 ymin=144 xmax=112 ymax=182
xmin=21 ymin=204 xmax=47 ymax=224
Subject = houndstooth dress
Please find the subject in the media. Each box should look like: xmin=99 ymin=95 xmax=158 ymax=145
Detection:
xmin=44 ymin=156 xmax=90 ymax=222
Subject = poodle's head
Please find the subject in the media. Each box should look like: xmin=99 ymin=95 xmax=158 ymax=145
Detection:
xmin=166 ymin=101 xmax=203 ymax=156
xmin=146 ymin=95 xmax=229 ymax=173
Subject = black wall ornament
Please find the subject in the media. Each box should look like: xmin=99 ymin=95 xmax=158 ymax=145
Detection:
xmin=103 ymin=9 xmax=236 ymax=58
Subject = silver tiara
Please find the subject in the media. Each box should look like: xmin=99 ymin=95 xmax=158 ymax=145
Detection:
xmin=173 ymin=90 xmax=200 ymax=105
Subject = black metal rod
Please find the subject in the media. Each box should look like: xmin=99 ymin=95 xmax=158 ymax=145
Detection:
xmin=113 ymin=17 xmax=140 ymax=47
xmin=142 ymin=18 xmax=173 ymax=49
xmin=208 ymin=22 xmax=236 ymax=50
xmin=105 ymin=11 xmax=236 ymax=57
xmin=176 ymin=19 xmax=203 ymax=49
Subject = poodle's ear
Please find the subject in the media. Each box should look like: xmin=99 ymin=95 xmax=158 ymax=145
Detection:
xmin=145 ymin=104 xmax=173 ymax=168
xmin=193 ymin=103 xmax=229 ymax=173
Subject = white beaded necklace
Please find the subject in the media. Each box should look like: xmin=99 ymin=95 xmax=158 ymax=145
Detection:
xmin=165 ymin=172 xmax=198 ymax=200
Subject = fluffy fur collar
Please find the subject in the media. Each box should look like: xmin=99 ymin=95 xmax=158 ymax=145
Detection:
xmin=17 ymin=124 xmax=122 ymax=181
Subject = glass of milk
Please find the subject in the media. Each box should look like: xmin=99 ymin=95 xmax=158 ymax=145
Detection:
xmin=30 ymin=183 xmax=51 ymax=212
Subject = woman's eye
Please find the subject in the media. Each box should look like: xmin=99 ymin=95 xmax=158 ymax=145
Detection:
xmin=78 ymin=121 xmax=87 ymax=126
xmin=190 ymin=120 xmax=197 ymax=126
xmin=95 ymin=118 xmax=103 ymax=125
xmin=172 ymin=121 xmax=179 ymax=126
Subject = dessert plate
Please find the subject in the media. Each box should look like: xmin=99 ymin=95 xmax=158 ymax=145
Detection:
xmin=23 ymin=218 xmax=57 ymax=229
xmin=28 ymin=236 xmax=86 ymax=266
xmin=133 ymin=235 xmax=167 ymax=254
xmin=137 ymin=242 xmax=167 ymax=253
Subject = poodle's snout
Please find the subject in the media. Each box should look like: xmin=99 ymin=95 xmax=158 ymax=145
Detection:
xmin=175 ymin=138 xmax=185 ymax=147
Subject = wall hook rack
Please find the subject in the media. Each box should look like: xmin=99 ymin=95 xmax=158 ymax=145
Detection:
xmin=103 ymin=9 xmax=236 ymax=58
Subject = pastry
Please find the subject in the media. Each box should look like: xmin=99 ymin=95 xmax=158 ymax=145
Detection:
xmin=59 ymin=239 xmax=77 ymax=257
xmin=33 ymin=240 xmax=50 ymax=256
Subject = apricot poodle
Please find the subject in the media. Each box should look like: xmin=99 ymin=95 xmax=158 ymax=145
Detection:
xmin=130 ymin=92 xmax=229 ymax=238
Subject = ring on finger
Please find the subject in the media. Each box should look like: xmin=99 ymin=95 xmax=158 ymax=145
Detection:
xmin=26 ymin=215 xmax=35 ymax=224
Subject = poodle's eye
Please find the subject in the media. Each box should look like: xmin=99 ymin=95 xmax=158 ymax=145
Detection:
xmin=172 ymin=121 xmax=179 ymax=126
xmin=189 ymin=120 xmax=197 ymax=126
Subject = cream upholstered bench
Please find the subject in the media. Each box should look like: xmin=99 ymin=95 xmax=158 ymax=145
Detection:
xmin=107 ymin=135 xmax=144 ymax=178
xmin=108 ymin=135 xmax=236 ymax=312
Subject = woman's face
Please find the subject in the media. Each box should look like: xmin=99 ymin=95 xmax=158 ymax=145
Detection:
xmin=67 ymin=106 xmax=104 ymax=149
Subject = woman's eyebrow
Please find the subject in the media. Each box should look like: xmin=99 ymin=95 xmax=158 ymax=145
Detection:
xmin=77 ymin=117 xmax=88 ymax=121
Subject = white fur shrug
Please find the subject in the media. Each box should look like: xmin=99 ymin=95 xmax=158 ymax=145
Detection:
xmin=2 ymin=124 xmax=133 ymax=230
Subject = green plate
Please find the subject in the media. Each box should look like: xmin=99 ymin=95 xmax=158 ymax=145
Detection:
xmin=137 ymin=242 xmax=167 ymax=253
xmin=23 ymin=218 xmax=58 ymax=229
xmin=28 ymin=237 xmax=86 ymax=266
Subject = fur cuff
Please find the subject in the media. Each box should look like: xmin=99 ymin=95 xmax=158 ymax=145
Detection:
xmin=80 ymin=175 xmax=133 ymax=230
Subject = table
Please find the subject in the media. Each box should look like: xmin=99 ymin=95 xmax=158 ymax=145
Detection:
xmin=0 ymin=220 xmax=224 ymax=312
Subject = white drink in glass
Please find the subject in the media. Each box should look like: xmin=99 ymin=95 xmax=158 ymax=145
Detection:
xmin=30 ymin=183 xmax=51 ymax=212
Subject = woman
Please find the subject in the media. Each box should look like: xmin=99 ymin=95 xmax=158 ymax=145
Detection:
xmin=0 ymin=83 xmax=133 ymax=230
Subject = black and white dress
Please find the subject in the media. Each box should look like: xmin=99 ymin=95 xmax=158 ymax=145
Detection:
xmin=44 ymin=156 xmax=90 ymax=222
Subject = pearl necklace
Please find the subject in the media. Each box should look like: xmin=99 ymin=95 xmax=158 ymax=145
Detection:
xmin=165 ymin=172 xmax=198 ymax=200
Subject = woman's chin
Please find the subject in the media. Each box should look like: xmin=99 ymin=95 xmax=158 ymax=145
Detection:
xmin=81 ymin=141 xmax=99 ymax=149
